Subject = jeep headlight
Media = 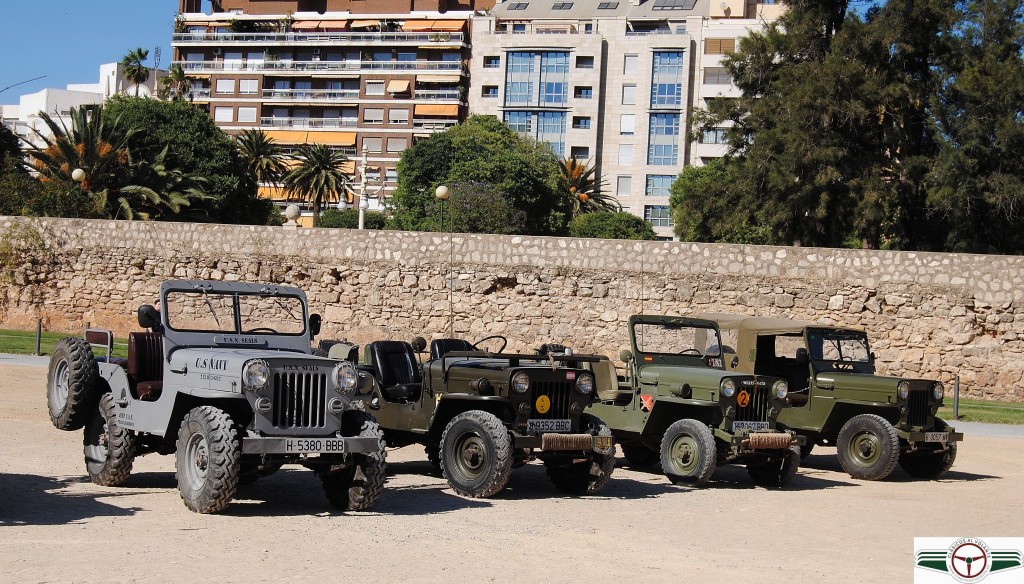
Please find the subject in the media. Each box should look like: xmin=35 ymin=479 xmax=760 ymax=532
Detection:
xmin=334 ymin=361 xmax=358 ymax=395
xmin=576 ymin=372 xmax=594 ymax=395
xmin=773 ymin=380 xmax=789 ymax=399
xmin=243 ymin=359 xmax=270 ymax=391
xmin=721 ymin=378 xmax=736 ymax=397
xmin=897 ymin=380 xmax=911 ymax=400
xmin=512 ymin=372 xmax=530 ymax=393
xmin=932 ymin=382 xmax=944 ymax=400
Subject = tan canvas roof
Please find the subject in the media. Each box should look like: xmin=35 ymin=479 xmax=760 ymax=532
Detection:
xmin=696 ymin=313 xmax=818 ymax=334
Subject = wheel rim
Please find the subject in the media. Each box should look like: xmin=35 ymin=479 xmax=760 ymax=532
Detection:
xmin=667 ymin=433 xmax=701 ymax=476
xmin=847 ymin=429 xmax=882 ymax=467
xmin=183 ymin=430 xmax=210 ymax=490
xmin=451 ymin=431 xmax=488 ymax=481
xmin=49 ymin=359 xmax=70 ymax=416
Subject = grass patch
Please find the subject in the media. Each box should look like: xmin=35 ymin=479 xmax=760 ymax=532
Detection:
xmin=938 ymin=398 xmax=1024 ymax=425
xmin=0 ymin=329 xmax=128 ymax=359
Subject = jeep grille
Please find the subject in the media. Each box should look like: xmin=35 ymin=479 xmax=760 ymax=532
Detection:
xmin=735 ymin=386 xmax=770 ymax=423
xmin=530 ymin=381 xmax=573 ymax=420
xmin=272 ymin=372 xmax=328 ymax=429
xmin=907 ymin=389 xmax=930 ymax=427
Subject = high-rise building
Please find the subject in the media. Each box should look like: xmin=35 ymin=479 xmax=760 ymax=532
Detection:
xmin=468 ymin=0 xmax=782 ymax=238
xmin=173 ymin=0 xmax=494 ymax=224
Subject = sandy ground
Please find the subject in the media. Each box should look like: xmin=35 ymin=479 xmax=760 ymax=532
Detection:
xmin=2 ymin=364 xmax=1022 ymax=584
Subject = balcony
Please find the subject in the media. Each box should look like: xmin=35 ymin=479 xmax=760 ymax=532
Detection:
xmin=413 ymin=89 xmax=462 ymax=101
xmin=174 ymin=60 xmax=465 ymax=75
xmin=259 ymin=117 xmax=359 ymax=129
xmin=412 ymin=118 xmax=458 ymax=130
xmin=172 ymin=31 xmax=465 ymax=46
xmin=262 ymin=88 xmax=361 ymax=102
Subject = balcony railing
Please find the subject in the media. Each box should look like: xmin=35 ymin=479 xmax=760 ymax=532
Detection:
xmin=173 ymin=31 xmax=465 ymax=44
xmin=412 ymin=119 xmax=458 ymax=130
xmin=413 ymin=90 xmax=461 ymax=101
xmin=262 ymin=88 xmax=361 ymax=101
xmin=259 ymin=117 xmax=359 ymax=128
xmin=175 ymin=60 xmax=464 ymax=74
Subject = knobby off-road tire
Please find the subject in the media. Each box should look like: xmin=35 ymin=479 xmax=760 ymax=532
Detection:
xmin=83 ymin=393 xmax=136 ymax=486
xmin=238 ymin=458 xmax=285 ymax=485
xmin=424 ymin=441 xmax=442 ymax=471
xmin=837 ymin=413 xmax=900 ymax=481
xmin=175 ymin=406 xmax=240 ymax=514
xmin=440 ymin=410 xmax=513 ymax=498
xmin=620 ymin=440 xmax=660 ymax=467
xmin=320 ymin=410 xmax=387 ymax=511
xmin=48 ymin=337 xmax=99 ymax=431
xmin=545 ymin=413 xmax=616 ymax=495
xmin=799 ymin=442 xmax=815 ymax=460
xmin=660 ymin=419 xmax=717 ymax=487
xmin=747 ymin=446 xmax=801 ymax=488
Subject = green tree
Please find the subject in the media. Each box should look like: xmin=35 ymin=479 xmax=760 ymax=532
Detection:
xmin=159 ymin=64 xmax=194 ymax=101
xmin=0 ymin=125 xmax=20 ymax=169
xmin=567 ymin=211 xmax=658 ymax=240
xmin=318 ymin=208 xmax=387 ymax=229
xmin=669 ymin=160 xmax=778 ymax=244
xmin=390 ymin=115 xmax=570 ymax=235
xmin=283 ymin=144 xmax=351 ymax=227
xmin=558 ymin=157 xmax=618 ymax=215
xmin=235 ymin=128 xmax=288 ymax=187
xmin=121 ymin=47 xmax=151 ymax=97
xmin=104 ymin=95 xmax=273 ymax=224
xmin=432 ymin=181 xmax=527 ymax=234
xmin=120 ymin=146 xmax=212 ymax=220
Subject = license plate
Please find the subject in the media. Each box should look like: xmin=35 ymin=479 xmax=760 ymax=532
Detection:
xmin=282 ymin=438 xmax=349 ymax=454
xmin=527 ymin=419 xmax=571 ymax=433
xmin=733 ymin=421 xmax=770 ymax=432
xmin=924 ymin=432 xmax=949 ymax=443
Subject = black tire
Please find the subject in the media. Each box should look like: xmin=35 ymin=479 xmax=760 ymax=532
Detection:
xmin=899 ymin=421 xmax=958 ymax=480
xmin=425 ymin=441 xmax=442 ymax=471
xmin=837 ymin=413 xmax=900 ymax=480
xmin=320 ymin=410 xmax=387 ymax=511
xmin=48 ymin=337 xmax=98 ymax=431
xmin=83 ymin=393 xmax=136 ymax=486
xmin=621 ymin=440 xmax=660 ymax=467
xmin=545 ymin=413 xmax=616 ymax=495
xmin=238 ymin=458 xmax=284 ymax=485
xmin=747 ymin=446 xmax=801 ymax=488
xmin=440 ymin=410 xmax=513 ymax=498
xmin=175 ymin=406 xmax=240 ymax=514
xmin=660 ymin=419 xmax=716 ymax=487
xmin=799 ymin=442 xmax=815 ymax=460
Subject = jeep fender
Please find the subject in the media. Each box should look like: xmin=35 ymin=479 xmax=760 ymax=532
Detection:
xmin=642 ymin=397 xmax=719 ymax=441
xmin=96 ymin=362 xmax=130 ymax=395
xmin=429 ymin=395 xmax=516 ymax=440
xmin=819 ymin=400 xmax=900 ymax=439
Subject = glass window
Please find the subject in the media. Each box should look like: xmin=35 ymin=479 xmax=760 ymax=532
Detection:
xmin=701 ymin=127 xmax=729 ymax=144
xmin=508 ymin=52 xmax=534 ymax=73
xmin=576 ymin=56 xmax=594 ymax=69
xmin=570 ymin=146 xmax=590 ymax=159
xmin=541 ymin=81 xmax=567 ymax=104
xmin=623 ymin=54 xmax=638 ymax=74
xmin=618 ymin=144 xmax=633 ymax=165
xmin=616 ymin=175 xmax=632 ymax=196
xmin=363 ymin=108 xmax=384 ymax=124
xmin=703 ymin=67 xmax=731 ymax=85
xmin=553 ymin=2 xmax=574 ymax=9
xmin=387 ymin=137 xmax=408 ymax=153
xmin=572 ymin=116 xmax=591 ymax=129
xmin=385 ymin=167 xmax=398 ymax=182
xmin=620 ymin=114 xmax=635 ymax=135
xmin=504 ymin=111 xmax=532 ymax=133
xmin=482 ymin=85 xmax=499 ymax=97
xmin=651 ymin=51 xmax=684 ymax=106
xmin=646 ymin=175 xmax=675 ymax=197
xmin=215 ymin=79 xmax=235 ymax=94
xmin=239 ymin=79 xmax=258 ymax=94
xmin=483 ymin=55 xmax=501 ymax=68
xmin=644 ymin=205 xmax=673 ymax=227
xmin=574 ymin=86 xmax=593 ymax=99
xmin=213 ymin=107 xmax=233 ymax=122
xmin=622 ymin=84 xmax=636 ymax=105
xmin=237 ymin=107 xmax=257 ymax=123
xmin=536 ymin=111 xmax=566 ymax=157
xmin=388 ymin=109 xmax=409 ymax=124
xmin=365 ymin=81 xmax=385 ymax=95
xmin=505 ymin=81 xmax=533 ymax=105
xmin=647 ymin=113 xmax=680 ymax=165
xmin=362 ymin=137 xmax=383 ymax=152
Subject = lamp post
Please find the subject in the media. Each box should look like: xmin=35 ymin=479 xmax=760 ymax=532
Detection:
xmin=434 ymin=185 xmax=452 ymax=336
xmin=357 ymin=146 xmax=368 ymax=229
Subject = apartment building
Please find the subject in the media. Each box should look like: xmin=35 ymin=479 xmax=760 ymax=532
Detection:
xmin=173 ymin=0 xmax=493 ymax=224
xmin=468 ymin=0 xmax=781 ymax=238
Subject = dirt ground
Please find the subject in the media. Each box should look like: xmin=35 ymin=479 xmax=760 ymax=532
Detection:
xmin=2 ymin=364 xmax=1022 ymax=584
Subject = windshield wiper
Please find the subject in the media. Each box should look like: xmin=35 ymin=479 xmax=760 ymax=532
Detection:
xmin=202 ymin=289 xmax=222 ymax=328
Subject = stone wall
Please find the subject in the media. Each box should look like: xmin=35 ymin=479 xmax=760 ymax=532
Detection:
xmin=2 ymin=216 xmax=1022 ymax=401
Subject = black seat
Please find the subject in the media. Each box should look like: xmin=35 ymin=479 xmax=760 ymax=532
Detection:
xmin=430 ymin=338 xmax=476 ymax=360
xmin=367 ymin=341 xmax=422 ymax=403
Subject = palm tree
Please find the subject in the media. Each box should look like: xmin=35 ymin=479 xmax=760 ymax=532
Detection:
xmin=119 ymin=146 xmax=212 ymax=220
xmin=235 ymin=128 xmax=288 ymax=186
xmin=559 ymin=156 xmax=620 ymax=215
xmin=282 ymin=144 xmax=351 ymax=227
xmin=121 ymin=47 xmax=150 ymax=97
xmin=160 ymin=64 xmax=193 ymax=101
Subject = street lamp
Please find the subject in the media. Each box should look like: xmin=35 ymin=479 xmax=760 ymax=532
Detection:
xmin=435 ymin=185 xmax=452 ymax=336
xmin=71 ymin=168 xmax=86 ymax=183
xmin=357 ymin=146 xmax=368 ymax=229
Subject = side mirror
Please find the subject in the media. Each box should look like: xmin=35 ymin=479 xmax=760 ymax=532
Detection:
xmin=411 ymin=336 xmax=427 ymax=353
xmin=869 ymin=351 xmax=876 ymax=362
xmin=308 ymin=314 xmax=322 ymax=338
xmin=730 ymin=356 xmax=739 ymax=370
xmin=137 ymin=305 xmax=160 ymax=330
xmin=619 ymin=348 xmax=634 ymax=363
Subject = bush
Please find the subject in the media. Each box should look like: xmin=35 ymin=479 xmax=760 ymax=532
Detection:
xmin=318 ymin=208 xmax=387 ymax=230
xmin=568 ymin=212 xmax=658 ymax=240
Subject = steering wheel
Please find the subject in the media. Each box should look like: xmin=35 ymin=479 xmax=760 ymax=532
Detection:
xmin=679 ymin=348 xmax=701 ymax=355
xmin=473 ymin=335 xmax=508 ymax=353
xmin=245 ymin=327 xmax=278 ymax=334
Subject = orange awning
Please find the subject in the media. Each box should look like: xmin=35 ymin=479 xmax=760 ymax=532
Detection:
xmin=264 ymin=130 xmax=310 ymax=144
xmin=402 ymin=19 xmax=465 ymax=32
xmin=387 ymin=79 xmax=410 ymax=93
xmin=415 ymin=104 xmax=460 ymax=116
xmin=291 ymin=20 xmax=321 ymax=29
xmin=401 ymin=20 xmax=435 ymax=32
xmin=307 ymin=131 xmax=356 ymax=146
xmin=416 ymin=74 xmax=462 ymax=83
xmin=430 ymin=20 xmax=466 ymax=32
xmin=349 ymin=19 xmax=380 ymax=28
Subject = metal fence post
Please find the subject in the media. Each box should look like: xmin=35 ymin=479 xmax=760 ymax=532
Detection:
xmin=34 ymin=318 xmax=42 ymax=356
xmin=953 ymin=375 xmax=960 ymax=421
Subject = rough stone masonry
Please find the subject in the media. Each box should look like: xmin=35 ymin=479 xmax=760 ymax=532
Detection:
xmin=2 ymin=216 xmax=1021 ymax=402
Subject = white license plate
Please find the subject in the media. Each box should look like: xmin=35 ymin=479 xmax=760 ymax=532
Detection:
xmin=527 ymin=419 xmax=571 ymax=433
xmin=283 ymin=438 xmax=349 ymax=454
xmin=733 ymin=421 xmax=770 ymax=432
xmin=924 ymin=432 xmax=949 ymax=443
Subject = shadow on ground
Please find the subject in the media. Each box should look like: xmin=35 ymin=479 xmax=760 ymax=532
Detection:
xmin=800 ymin=451 xmax=1000 ymax=483
xmin=617 ymin=456 xmax=856 ymax=491
xmin=0 ymin=474 xmax=142 ymax=526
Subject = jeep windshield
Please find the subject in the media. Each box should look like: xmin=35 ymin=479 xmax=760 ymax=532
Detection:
xmin=806 ymin=328 xmax=874 ymax=374
xmin=165 ymin=290 xmax=307 ymax=335
xmin=632 ymin=322 xmax=725 ymax=368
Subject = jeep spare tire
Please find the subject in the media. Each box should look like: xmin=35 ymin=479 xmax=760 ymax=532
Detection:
xmin=47 ymin=337 xmax=99 ymax=431
xmin=440 ymin=410 xmax=513 ymax=498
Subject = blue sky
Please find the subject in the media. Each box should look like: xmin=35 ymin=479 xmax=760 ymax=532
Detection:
xmin=0 ymin=1 xmax=174 ymax=101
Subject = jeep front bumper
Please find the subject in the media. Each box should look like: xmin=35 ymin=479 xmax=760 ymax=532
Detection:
xmin=903 ymin=430 xmax=964 ymax=445
xmin=716 ymin=428 xmax=805 ymax=450
xmin=241 ymin=435 xmax=382 ymax=455
xmin=515 ymin=433 xmax=615 ymax=454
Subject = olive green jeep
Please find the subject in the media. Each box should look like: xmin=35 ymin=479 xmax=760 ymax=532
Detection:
xmin=353 ymin=336 xmax=616 ymax=498
xmin=703 ymin=314 xmax=963 ymax=480
xmin=588 ymin=315 xmax=803 ymax=488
